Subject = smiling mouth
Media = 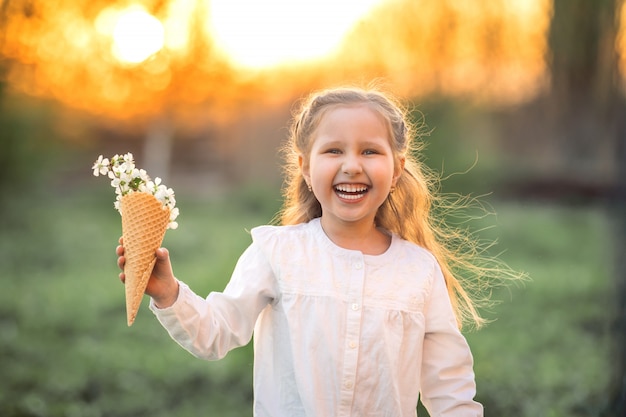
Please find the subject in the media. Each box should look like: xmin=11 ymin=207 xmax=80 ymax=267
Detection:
xmin=334 ymin=184 xmax=369 ymax=200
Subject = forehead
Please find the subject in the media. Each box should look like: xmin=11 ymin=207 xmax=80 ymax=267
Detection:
xmin=314 ymin=104 xmax=390 ymax=140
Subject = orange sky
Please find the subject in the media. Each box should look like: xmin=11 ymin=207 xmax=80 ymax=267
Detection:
xmin=1 ymin=0 xmax=553 ymax=126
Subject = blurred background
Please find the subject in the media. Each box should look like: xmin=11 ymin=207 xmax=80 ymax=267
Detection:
xmin=0 ymin=0 xmax=624 ymax=416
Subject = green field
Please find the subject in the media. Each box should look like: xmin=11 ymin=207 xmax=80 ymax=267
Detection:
xmin=0 ymin=187 xmax=615 ymax=416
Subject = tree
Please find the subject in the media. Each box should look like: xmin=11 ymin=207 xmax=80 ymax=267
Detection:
xmin=548 ymin=4 xmax=625 ymax=413
xmin=0 ymin=0 xmax=258 ymax=183
xmin=528 ymin=1 xmax=626 ymax=414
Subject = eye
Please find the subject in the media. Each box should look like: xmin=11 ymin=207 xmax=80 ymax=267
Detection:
xmin=363 ymin=149 xmax=379 ymax=155
xmin=325 ymin=148 xmax=342 ymax=154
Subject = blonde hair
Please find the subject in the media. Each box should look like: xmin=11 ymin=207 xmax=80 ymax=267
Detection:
xmin=277 ymin=86 xmax=521 ymax=329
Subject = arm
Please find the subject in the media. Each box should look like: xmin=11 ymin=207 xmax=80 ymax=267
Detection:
xmin=420 ymin=264 xmax=484 ymax=417
xmin=117 ymin=237 xmax=276 ymax=360
xmin=150 ymin=242 xmax=277 ymax=360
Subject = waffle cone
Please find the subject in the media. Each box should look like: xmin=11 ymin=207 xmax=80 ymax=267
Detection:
xmin=120 ymin=192 xmax=170 ymax=326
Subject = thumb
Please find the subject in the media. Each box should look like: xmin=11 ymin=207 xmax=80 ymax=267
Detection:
xmin=153 ymin=247 xmax=174 ymax=280
xmin=156 ymin=247 xmax=169 ymax=260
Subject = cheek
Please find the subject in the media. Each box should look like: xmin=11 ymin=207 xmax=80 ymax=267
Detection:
xmin=308 ymin=154 xmax=330 ymax=174
xmin=308 ymin=161 xmax=328 ymax=185
xmin=379 ymin=158 xmax=397 ymax=179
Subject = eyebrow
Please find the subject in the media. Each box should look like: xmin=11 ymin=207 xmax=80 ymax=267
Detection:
xmin=316 ymin=138 xmax=389 ymax=148
xmin=360 ymin=140 xmax=388 ymax=148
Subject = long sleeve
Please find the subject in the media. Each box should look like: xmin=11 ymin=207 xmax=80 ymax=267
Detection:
xmin=149 ymin=242 xmax=277 ymax=360
xmin=147 ymin=220 xmax=483 ymax=416
xmin=419 ymin=264 xmax=483 ymax=417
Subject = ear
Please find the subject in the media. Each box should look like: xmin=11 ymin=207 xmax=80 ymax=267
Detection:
xmin=298 ymin=154 xmax=311 ymax=187
xmin=392 ymin=156 xmax=405 ymax=187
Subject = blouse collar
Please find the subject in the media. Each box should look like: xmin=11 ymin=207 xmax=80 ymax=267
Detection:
xmin=307 ymin=217 xmax=398 ymax=265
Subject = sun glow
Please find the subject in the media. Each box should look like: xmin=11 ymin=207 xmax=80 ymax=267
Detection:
xmin=208 ymin=0 xmax=385 ymax=69
xmin=97 ymin=6 xmax=165 ymax=64
xmin=0 ymin=0 xmax=555 ymax=120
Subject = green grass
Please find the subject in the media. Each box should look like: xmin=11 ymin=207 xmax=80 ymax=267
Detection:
xmin=466 ymin=203 xmax=614 ymax=416
xmin=0 ymin=188 xmax=615 ymax=416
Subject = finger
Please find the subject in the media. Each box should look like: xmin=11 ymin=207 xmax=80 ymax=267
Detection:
xmin=116 ymin=245 xmax=125 ymax=256
xmin=117 ymin=255 xmax=125 ymax=270
xmin=156 ymin=247 xmax=169 ymax=260
xmin=118 ymin=236 xmax=124 ymax=245
xmin=119 ymin=272 xmax=126 ymax=283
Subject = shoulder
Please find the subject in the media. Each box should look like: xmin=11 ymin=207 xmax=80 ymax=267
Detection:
xmin=392 ymin=234 xmax=437 ymax=261
xmin=391 ymin=234 xmax=440 ymax=271
xmin=249 ymin=221 xmax=321 ymax=268
xmin=250 ymin=221 xmax=315 ymax=248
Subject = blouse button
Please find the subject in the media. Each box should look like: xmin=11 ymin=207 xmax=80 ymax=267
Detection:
xmin=349 ymin=341 xmax=357 ymax=349
xmin=345 ymin=381 xmax=353 ymax=389
xmin=353 ymin=262 xmax=363 ymax=269
xmin=351 ymin=303 xmax=359 ymax=311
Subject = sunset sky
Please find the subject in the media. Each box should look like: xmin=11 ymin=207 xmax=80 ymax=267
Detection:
xmin=0 ymin=0 xmax=584 ymax=124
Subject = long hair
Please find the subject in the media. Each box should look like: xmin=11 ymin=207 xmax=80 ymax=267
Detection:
xmin=276 ymin=86 xmax=522 ymax=329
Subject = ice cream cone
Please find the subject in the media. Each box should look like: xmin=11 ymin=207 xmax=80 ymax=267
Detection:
xmin=120 ymin=192 xmax=170 ymax=326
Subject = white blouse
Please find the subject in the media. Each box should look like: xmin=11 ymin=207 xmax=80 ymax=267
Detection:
xmin=150 ymin=218 xmax=483 ymax=416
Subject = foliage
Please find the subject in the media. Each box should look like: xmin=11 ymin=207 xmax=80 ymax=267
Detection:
xmin=467 ymin=203 xmax=613 ymax=416
xmin=0 ymin=185 xmax=614 ymax=417
xmin=0 ymin=95 xmax=56 ymax=212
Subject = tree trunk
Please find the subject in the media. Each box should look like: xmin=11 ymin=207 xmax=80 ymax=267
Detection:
xmin=143 ymin=117 xmax=173 ymax=184
xmin=606 ymin=97 xmax=626 ymax=417
xmin=547 ymin=0 xmax=619 ymax=180
xmin=502 ymin=1 xmax=625 ymax=411
xmin=503 ymin=0 xmax=620 ymax=185
xmin=543 ymin=1 xmax=626 ymax=415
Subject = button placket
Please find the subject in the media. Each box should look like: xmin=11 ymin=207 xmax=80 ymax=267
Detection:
xmin=338 ymin=253 xmax=366 ymax=415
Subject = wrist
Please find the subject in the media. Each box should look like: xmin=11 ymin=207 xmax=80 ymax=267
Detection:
xmin=153 ymin=280 xmax=180 ymax=309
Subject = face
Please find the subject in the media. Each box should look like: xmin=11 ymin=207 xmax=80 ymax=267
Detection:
xmin=300 ymin=104 xmax=404 ymax=231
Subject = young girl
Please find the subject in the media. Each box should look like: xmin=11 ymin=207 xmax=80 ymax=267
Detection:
xmin=116 ymin=87 xmax=499 ymax=416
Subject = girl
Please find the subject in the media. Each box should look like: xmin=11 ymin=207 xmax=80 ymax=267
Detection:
xmin=116 ymin=86 xmax=500 ymax=416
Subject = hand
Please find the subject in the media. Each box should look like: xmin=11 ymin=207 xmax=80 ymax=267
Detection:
xmin=116 ymin=237 xmax=180 ymax=308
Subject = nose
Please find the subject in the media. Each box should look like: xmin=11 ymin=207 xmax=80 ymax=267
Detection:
xmin=342 ymin=153 xmax=363 ymax=176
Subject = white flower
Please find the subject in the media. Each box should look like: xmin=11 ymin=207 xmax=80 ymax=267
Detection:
xmin=92 ymin=152 xmax=180 ymax=229
xmin=110 ymin=177 xmax=121 ymax=189
xmin=92 ymin=155 xmax=110 ymax=176
xmin=122 ymin=153 xmax=134 ymax=165
xmin=154 ymin=185 xmax=167 ymax=202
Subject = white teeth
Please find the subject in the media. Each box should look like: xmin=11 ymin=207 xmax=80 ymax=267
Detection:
xmin=337 ymin=192 xmax=364 ymax=200
xmin=335 ymin=184 xmax=368 ymax=200
xmin=335 ymin=184 xmax=368 ymax=193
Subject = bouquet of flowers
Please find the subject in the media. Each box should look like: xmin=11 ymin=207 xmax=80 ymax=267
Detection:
xmin=92 ymin=153 xmax=179 ymax=326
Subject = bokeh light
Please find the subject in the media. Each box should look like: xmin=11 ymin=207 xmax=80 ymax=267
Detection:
xmin=207 ymin=0 xmax=384 ymax=69
xmin=107 ymin=6 xmax=165 ymax=64
xmin=0 ymin=0 xmax=555 ymax=121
